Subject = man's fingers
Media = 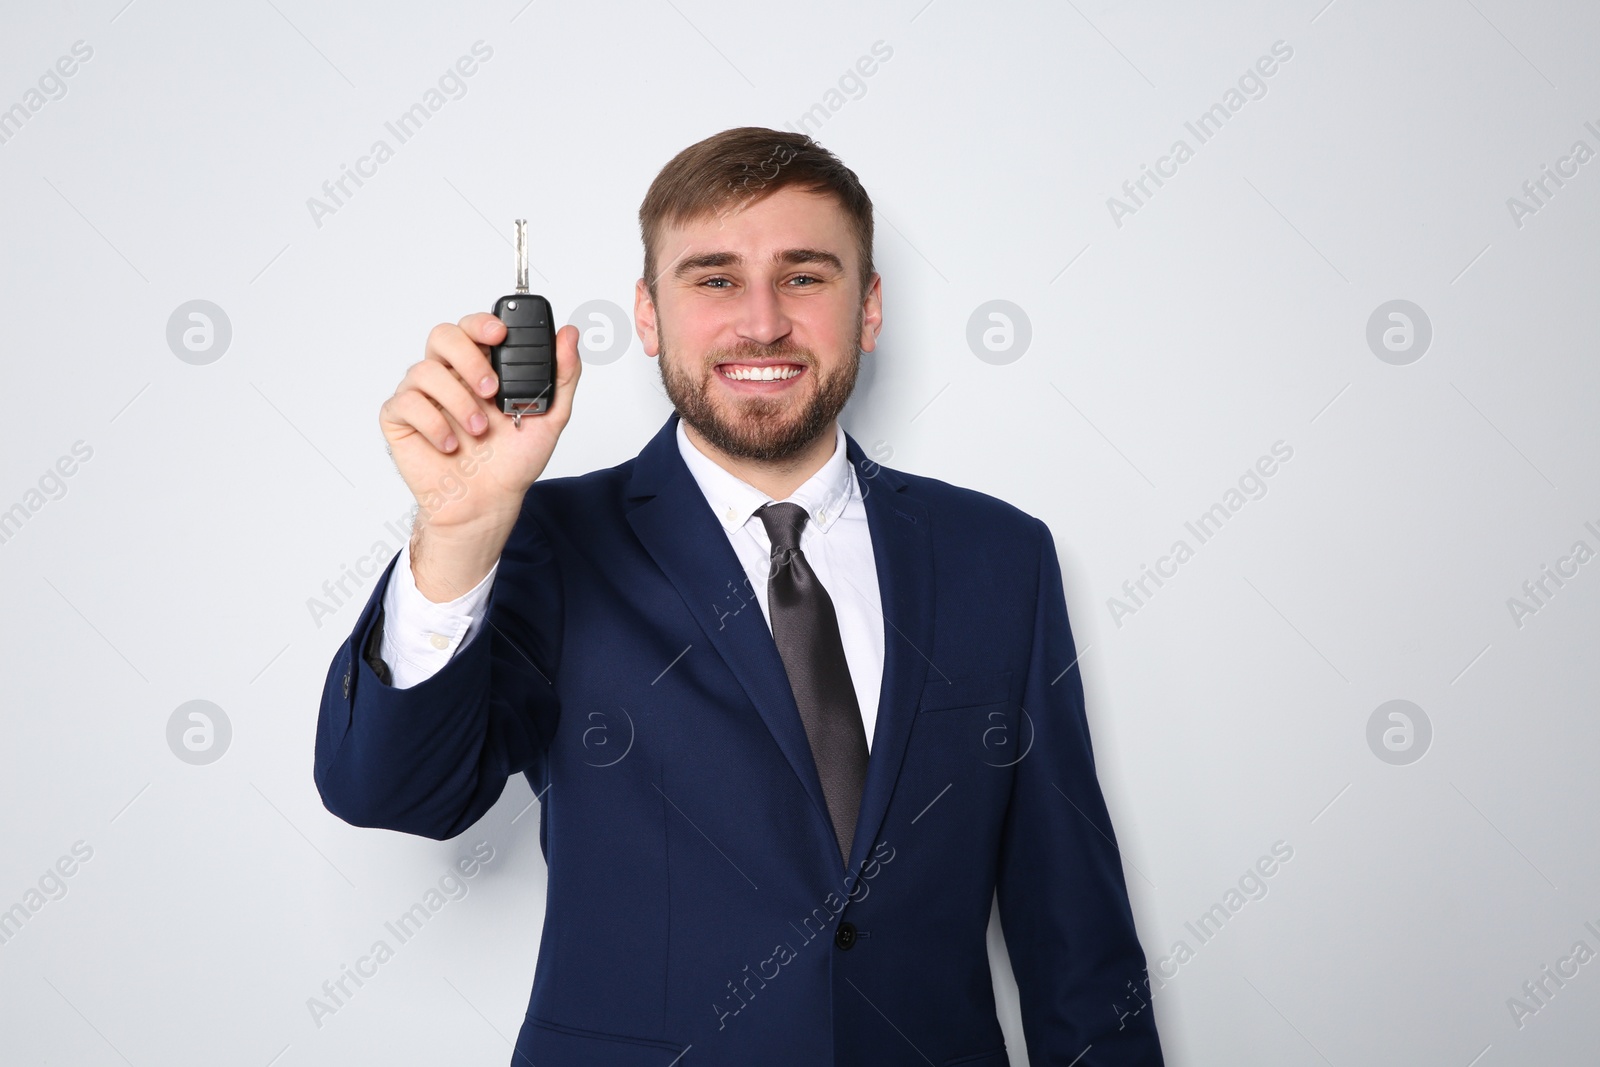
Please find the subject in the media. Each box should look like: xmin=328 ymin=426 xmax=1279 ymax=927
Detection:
xmin=418 ymin=314 xmax=575 ymax=429
xmin=426 ymin=319 xmax=501 ymax=399
xmin=408 ymin=359 xmax=493 ymax=438
xmin=459 ymin=312 xmax=507 ymax=351
xmin=544 ymin=324 xmax=583 ymax=424
xmin=382 ymin=389 xmax=461 ymax=454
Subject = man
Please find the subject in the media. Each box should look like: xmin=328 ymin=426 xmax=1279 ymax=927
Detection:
xmin=314 ymin=126 xmax=1165 ymax=1066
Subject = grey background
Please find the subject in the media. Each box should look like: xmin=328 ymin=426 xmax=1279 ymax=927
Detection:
xmin=2 ymin=0 xmax=1597 ymax=1063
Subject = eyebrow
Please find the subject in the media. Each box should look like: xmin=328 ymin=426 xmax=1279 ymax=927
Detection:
xmin=672 ymin=248 xmax=844 ymax=278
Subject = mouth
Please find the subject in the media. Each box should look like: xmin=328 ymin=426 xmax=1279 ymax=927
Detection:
xmin=714 ymin=361 xmax=808 ymax=390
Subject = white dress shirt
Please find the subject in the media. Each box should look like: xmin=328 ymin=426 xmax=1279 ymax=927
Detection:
xmin=378 ymin=420 xmax=886 ymax=751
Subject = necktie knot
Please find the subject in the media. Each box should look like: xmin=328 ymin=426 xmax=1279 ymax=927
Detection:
xmin=758 ymin=501 xmax=809 ymax=554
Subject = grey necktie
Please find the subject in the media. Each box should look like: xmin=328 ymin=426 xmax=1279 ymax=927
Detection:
xmin=757 ymin=501 xmax=870 ymax=867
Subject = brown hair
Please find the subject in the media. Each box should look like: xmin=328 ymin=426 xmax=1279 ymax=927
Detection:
xmin=638 ymin=126 xmax=875 ymax=302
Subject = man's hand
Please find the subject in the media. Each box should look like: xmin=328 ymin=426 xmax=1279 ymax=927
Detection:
xmin=380 ymin=312 xmax=581 ymax=601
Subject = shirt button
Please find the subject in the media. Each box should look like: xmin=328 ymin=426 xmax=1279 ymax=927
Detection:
xmin=724 ymin=507 xmax=737 ymax=524
xmin=428 ymin=633 xmax=450 ymax=650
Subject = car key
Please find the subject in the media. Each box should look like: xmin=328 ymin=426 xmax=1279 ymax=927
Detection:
xmin=489 ymin=219 xmax=555 ymax=428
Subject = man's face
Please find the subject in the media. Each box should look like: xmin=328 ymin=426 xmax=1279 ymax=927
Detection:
xmin=635 ymin=185 xmax=882 ymax=463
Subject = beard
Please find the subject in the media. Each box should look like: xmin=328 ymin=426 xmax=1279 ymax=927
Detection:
xmin=657 ymin=311 xmax=862 ymax=463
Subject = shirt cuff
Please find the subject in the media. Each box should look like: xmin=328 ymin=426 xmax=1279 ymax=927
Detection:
xmin=377 ymin=538 xmax=498 ymax=689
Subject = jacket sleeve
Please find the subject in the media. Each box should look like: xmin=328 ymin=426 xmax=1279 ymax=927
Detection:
xmin=312 ymin=502 xmax=562 ymax=841
xmin=995 ymin=520 xmax=1165 ymax=1065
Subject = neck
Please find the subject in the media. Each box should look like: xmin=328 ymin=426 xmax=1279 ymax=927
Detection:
xmin=682 ymin=419 xmax=839 ymax=500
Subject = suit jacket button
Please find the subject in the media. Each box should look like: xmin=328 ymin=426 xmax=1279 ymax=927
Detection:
xmin=834 ymin=921 xmax=857 ymax=951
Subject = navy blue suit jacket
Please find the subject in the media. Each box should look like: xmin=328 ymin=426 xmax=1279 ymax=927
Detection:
xmin=314 ymin=412 xmax=1164 ymax=1066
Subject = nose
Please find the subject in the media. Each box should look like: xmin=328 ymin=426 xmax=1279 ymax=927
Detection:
xmin=733 ymin=279 xmax=793 ymax=350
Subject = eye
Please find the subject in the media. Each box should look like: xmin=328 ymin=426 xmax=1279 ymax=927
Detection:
xmin=788 ymin=274 xmax=823 ymax=287
xmin=700 ymin=277 xmax=733 ymax=289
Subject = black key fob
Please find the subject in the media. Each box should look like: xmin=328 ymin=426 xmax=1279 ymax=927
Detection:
xmin=491 ymin=219 xmax=555 ymax=426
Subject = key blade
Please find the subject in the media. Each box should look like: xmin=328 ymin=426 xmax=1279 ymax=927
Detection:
xmin=514 ymin=218 xmax=529 ymax=294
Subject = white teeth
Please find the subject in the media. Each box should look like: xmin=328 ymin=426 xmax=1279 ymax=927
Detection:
xmin=721 ymin=365 xmax=801 ymax=381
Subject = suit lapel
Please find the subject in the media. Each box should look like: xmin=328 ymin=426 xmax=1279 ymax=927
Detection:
xmin=624 ymin=415 xmax=840 ymax=867
xmin=842 ymin=433 xmax=933 ymax=877
xmin=622 ymin=414 xmax=934 ymax=877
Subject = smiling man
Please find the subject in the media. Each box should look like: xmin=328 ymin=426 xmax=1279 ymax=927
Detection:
xmin=313 ymin=127 xmax=1165 ymax=1066
xmin=646 ymin=181 xmax=871 ymax=478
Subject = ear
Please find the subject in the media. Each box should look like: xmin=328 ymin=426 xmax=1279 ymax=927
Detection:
xmin=634 ymin=277 xmax=660 ymax=357
xmin=857 ymin=272 xmax=883 ymax=354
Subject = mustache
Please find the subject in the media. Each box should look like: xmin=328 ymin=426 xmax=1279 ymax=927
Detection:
xmin=705 ymin=340 xmax=814 ymax=365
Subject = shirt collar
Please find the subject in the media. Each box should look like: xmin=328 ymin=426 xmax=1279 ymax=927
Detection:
xmin=675 ymin=418 xmax=855 ymax=535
